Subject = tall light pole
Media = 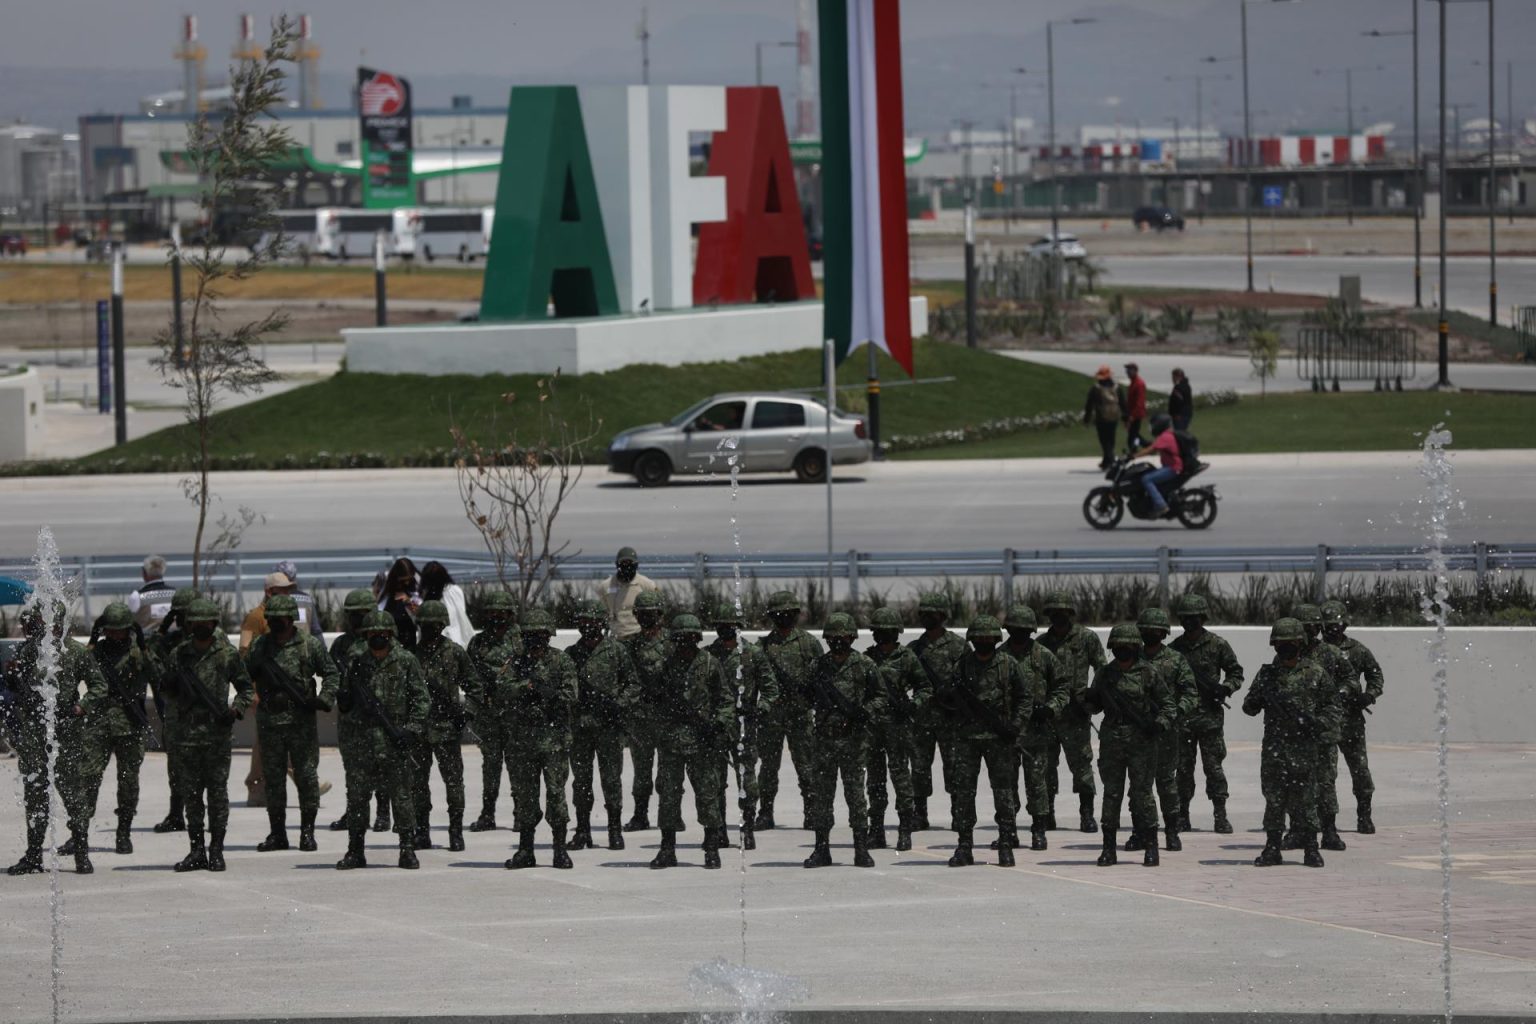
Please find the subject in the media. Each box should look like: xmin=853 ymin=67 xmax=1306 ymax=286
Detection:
xmin=1314 ymin=65 xmax=1383 ymax=226
xmin=1437 ymin=0 xmax=1450 ymax=387
xmin=1167 ymin=71 xmax=1233 ymax=223
xmin=1233 ymin=0 xmax=1303 ymax=293
xmin=1363 ymin=21 xmax=1422 ymax=307
xmin=1046 ymin=17 xmax=1095 ymax=291
xmin=1487 ymin=0 xmax=1497 ymax=326
xmin=755 ymin=39 xmax=797 ymax=87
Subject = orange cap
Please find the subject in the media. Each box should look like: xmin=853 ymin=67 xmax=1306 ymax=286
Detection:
xmin=1095 ymin=365 xmax=1113 ymax=380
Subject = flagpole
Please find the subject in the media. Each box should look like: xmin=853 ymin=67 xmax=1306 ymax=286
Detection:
xmin=825 ymin=336 xmax=836 ymax=614
xmin=866 ymin=343 xmax=882 ymax=459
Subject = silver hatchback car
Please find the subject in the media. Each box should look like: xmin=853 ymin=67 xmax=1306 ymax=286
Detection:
xmin=607 ymin=392 xmax=873 ymax=486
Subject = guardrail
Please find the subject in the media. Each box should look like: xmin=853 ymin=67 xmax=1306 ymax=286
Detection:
xmin=3 ymin=543 xmax=1532 ymax=618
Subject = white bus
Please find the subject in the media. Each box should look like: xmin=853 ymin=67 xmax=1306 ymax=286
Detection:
xmin=412 ymin=207 xmax=494 ymax=262
xmin=327 ymin=209 xmax=416 ymax=260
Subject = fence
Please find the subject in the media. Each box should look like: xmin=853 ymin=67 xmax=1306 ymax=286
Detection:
xmin=1516 ymin=306 xmax=1536 ymax=362
xmin=3 ymin=542 xmax=1531 ymax=619
xmin=1295 ymin=326 xmax=1419 ymax=391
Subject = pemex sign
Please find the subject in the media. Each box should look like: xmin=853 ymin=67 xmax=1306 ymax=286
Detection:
xmin=479 ymin=85 xmax=815 ymax=322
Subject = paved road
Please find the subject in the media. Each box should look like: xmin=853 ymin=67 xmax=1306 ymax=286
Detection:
xmin=3 ymin=451 xmax=1528 ymax=561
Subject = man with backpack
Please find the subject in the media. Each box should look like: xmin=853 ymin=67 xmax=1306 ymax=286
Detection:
xmin=1082 ymin=367 xmax=1122 ymax=470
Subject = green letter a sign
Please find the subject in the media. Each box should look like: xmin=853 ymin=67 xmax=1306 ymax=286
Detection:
xmin=480 ymin=87 xmax=619 ymax=321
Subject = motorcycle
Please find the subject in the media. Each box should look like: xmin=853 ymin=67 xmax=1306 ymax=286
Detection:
xmin=1082 ymin=454 xmax=1218 ymax=530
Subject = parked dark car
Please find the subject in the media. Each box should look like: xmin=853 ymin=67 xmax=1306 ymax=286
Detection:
xmin=0 ymin=232 xmax=28 ymax=256
xmin=1132 ymin=206 xmax=1186 ymax=231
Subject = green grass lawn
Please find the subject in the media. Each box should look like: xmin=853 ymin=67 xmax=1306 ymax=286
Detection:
xmin=892 ymin=390 xmax=1536 ymax=460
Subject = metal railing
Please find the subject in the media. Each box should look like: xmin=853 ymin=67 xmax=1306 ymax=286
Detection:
xmin=1296 ymin=326 xmax=1418 ymax=391
xmin=3 ymin=542 xmax=1531 ymax=618
xmin=1515 ymin=306 xmax=1536 ymax=363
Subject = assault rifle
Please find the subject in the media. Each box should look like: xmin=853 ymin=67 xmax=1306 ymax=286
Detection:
xmin=806 ymin=659 xmax=870 ymax=727
xmin=1089 ymin=673 xmax=1159 ymax=738
xmin=248 ymin=649 xmax=319 ymax=712
xmin=1194 ymin=673 xmax=1231 ymax=711
xmin=344 ymin=661 xmax=418 ymax=766
xmin=173 ymin=664 xmax=237 ymax=724
xmin=941 ymin=662 xmax=1019 ymax=743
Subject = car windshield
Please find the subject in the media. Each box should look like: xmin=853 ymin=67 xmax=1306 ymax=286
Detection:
xmin=665 ymin=396 xmax=716 ymax=426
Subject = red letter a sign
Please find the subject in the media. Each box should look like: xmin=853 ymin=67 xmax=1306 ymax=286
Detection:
xmin=693 ymin=87 xmax=815 ymax=305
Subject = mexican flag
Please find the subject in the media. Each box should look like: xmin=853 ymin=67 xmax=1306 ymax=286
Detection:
xmin=819 ymin=0 xmax=914 ymax=376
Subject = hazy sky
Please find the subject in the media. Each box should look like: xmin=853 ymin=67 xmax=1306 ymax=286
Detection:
xmin=2 ymin=1 xmax=1527 ymax=138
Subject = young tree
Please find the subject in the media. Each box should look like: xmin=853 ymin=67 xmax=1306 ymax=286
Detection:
xmin=1248 ymin=328 xmax=1282 ymax=398
xmin=153 ymin=18 xmax=298 ymax=587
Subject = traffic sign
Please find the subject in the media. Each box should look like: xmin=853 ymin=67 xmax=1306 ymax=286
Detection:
xmin=1262 ymin=185 xmax=1284 ymax=209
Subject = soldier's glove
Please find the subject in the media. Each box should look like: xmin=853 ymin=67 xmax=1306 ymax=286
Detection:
xmin=1030 ymin=705 xmax=1054 ymax=724
xmin=1355 ymin=692 xmax=1376 ymax=709
xmin=223 ymin=708 xmax=241 ymax=724
xmin=309 ymin=695 xmax=333 ymax=712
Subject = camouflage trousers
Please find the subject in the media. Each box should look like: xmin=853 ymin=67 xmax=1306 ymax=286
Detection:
xmin=475 ymin=714 xmax=510 ymax=814
xmin=806 ymin=731 xmax=867 ymax=833
xmin=509 ymin=737 xmax=570 ymax=834
xmin=714 ymin=741 xmax=760 ymax=827
xmin=571 ymin=721 xmax=625 ymax=818
xmin=627 ymin=718 xmax=659 ymax=809
xmin=1263 ymin=740 xmax=1319 ymax=833
xmin=1177 ymin=711 xmax=1230 ymax=806
xmin=1047 ymin=709 xmax=1097 ymax=801
xmin=948 ymin=737 xmax=1019 ymax=835
xmin=1097 ymin=725 xmax=1157 ymax=835
xmin=345 ymin=731 xmax=416 ymax=837
xmin=1327 ymin=711 xmax=1374 ymax=811
xmin=72 ymin=726 xmax=146 ymax=824
xmin=175 ymin=739 xmax=234 ymax=835
xmin=412 ymin=737 xmax=465 ymax=826
xmin=757 ymin=710 xmax=815 ymax=809
xmin=1152 ymin=725 xmax=1182 ymax=824
xmin=335 ymin=718 xmax=388 ymax=819
xmin=865 ymin=720 xmax=915 ymax=822
xmin=1013 ymin=741 xmax=1052 ymax=820
xmin=13 ymin=731 xmax=76 ymax=847
xmin=256 ymin=716 xmax=321 ymax=816
xmin=909 ymin=717 xmax=950 ymax=802
xmin=657 ymin=738 xmax=724 ymax=833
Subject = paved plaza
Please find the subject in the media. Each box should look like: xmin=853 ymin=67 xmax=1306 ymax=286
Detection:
xmin=1 ymin=741 xmax=1532 ymax=1023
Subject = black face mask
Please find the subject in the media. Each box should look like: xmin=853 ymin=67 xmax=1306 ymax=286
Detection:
xmin=524 ymin=633 xmax=550 ymax=653
xmin=673 ymin=637 xmax=700 ymax=658
xmin=872 ymin=629 xmax=900 ymax=646
xmin=918 ymin=612 xmax=944 ymax=631
xmin=1139 ymin=630 xmax=1165 ymax=650
xmin=1048 ymin=613 xmax=1072 ymax=631
xmin=101 ymin=636 xmax=130 ymax=656
xmin=420 ymin=624 xmax=444 ymax=643
xmin=1179 ymin=616 xmax=1203 ymax=633
xmin=714 ymin=625 xmax=738 ymax=642
xmin=1323 ymin=625 xmax=1346 ymax=644
xmin=367 ymin=635 xmax=391 ymax=652
xmin=971 ymin=640 xmax=998 ymax=657
xmin=1274 ymin=641 xmax=1302 ymax=660
xmin=827 ymin=637 xmax=854 ymax=654
xmin=770 ymin=612 xmax=797 ymax=630
xmin=578 ymin=623 xmax=606 ymax=643
xmin=1007 ymin=630 xmax=1033 ymax=650
xmin=1111 ymin=646 xmax=1141 ymax=665
xmin=191 ymin=624 xmax=216 ymax=641
xmin=268 ymin=618 xmax=295 ymax=639
xmin=636 ymin=613 xmax=663 ymax=631
xmin=616 ymin=564 xmax=638 ymax=583
xmin=346 ymin=612 xmax=368 ymax=633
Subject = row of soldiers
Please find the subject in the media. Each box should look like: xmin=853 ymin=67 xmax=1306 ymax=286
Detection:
xmin=1 ymin=582 xmax=1382 ymax=874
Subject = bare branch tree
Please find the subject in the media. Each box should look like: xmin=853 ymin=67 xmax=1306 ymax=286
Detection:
xmin=153 ymin=17 xmax=298 ymax=588
xmin=451 ymin=374 xmax=601 ymax=608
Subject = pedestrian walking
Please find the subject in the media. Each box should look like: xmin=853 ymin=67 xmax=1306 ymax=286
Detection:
xmin=1168 ymin=368 xmax=1194 ymax=432
xmin=1083 ymin=367 xmax=1122 ymax=470
xmin=1123 ymin=363 xmax=1148 ymax=450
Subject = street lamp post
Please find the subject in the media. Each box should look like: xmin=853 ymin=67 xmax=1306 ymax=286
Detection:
xmin=1167 ymin=71 xmax=1233 ymax=224
xmin=1235 ymin=0 xmax=1303 ymax=293
xmin=755 ymin=39 xmax=797 ymax=88
xmin=1487 ymin=0 xmax=1497 ymax=326
xmin=1362 ymin=18 xmax=1421 ymax=307
xmin=1046 ymin=17 xmax=1095 ymax=294
xmin=1437 ymin=0 xmax=1450 ymax=387
xmin=1314 ymin=65 xmax=1383 ymax=226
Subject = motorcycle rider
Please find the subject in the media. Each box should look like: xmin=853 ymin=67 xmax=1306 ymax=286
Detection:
xmin=1127 ymin=414 xmax=1184 ymax=518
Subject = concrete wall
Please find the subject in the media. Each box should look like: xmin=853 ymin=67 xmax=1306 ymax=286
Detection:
xmin=0 ymin=367 xmax=44 ymax=461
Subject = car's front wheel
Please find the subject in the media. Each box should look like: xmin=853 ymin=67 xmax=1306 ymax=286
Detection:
xmin=633 ymin=451 xmax=672 ymax=487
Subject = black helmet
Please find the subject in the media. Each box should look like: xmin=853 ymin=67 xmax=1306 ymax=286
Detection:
xmin=1151 ymin=413 xmax=1172 ymax=435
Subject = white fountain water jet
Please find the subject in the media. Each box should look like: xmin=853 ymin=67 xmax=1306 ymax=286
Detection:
xmin=688 ymin=957 xmax=810 ymax=1024
xmin=1418 ymin=425 xmax=1455 ymax=1024
xmin=724 ymin=436 xmax=750 ymax=966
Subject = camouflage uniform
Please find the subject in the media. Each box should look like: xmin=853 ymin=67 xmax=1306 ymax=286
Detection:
xmin=412 ymin=600 xmax=473 ymax=852
xmin=1296 ymin=604 xmax=1352 ymax=850
xmin=906 ymin=593 xmax=966 ymax=830
xmin=940 ymin=617 xmax=1028 ymax=867
xmin=802 ymin=614 xmax=885 ymax=868
xmin=1037 ymin=591 xmax=1105 ymax=831
xmin=147 ymin=587 xmax=198 ymax=834
xmin=1084 ymin=625 xmax=1176 ymax=866
xmin=1136 ymin=607 xmax=1198 ymax=853
xmin=622 ymin=590 xmax=669 ymax=831
xmin=706 ymin=603 xmax=778 ymax=851
xmin=502 ymin=610 xmax=578 ymax=870
xmin=864 ymin=607 xmax=928 ymax=849
xmin=568 ymin=599 xmax=641 ymax=851
xmin=1003 ymin=605 xmax=1069 ymax=851
xmin=465 ymin=590 xmax=522 ymax=831
xmin=328 ymin=589 xmax=384 ymax=832
xmin=1322 ymin=601 xmax=1382 ymax=834
xmin=163 ymin=600 xmax=255 ymax=873
xmin=335 ymin=611 xmax=430 ymax=870
xmin=755 ymin=591 xmax=825 ymax=830
xmin=1244 ymin=618 xmax=1332 ymax=868
xmin=1169 ymin=594 xmax=1244 ymax=833
xmin=246 ymin=594 xmax=338 ymax=852
xmin=75 ymin=602 xmax=161 ymax=854
xmin=649 ymin=615 xmax=734 ymax=869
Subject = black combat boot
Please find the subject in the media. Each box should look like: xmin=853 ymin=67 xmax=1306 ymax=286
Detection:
xmin=1321 ymin=816 xmax=1347 ymax=851
xmin=448 ymin=813 xmax=465 ymax=853
xmin=1254 ymin=830 xmax=1284 ymax=867
xmin=853 ymin=830 xmax=875 ymax=868
xmin=1124 ymin=829 xmax=1146 ymax=852
xmin=1303 ymin=836 xmax=1325 ymax=868
xmin=703 ymin=834 xmax=722 ymax=870
xmin=115 ymin=816 xmax=133 ymax=855
xmin=1041 ymin=805 xmax=1058 ymax=831
xmin=8 ymin=821 xmax=45 ymax=875
xmin=1176 ymin=800 xmax=1192 ymax=833
xmin=1282 ymin=828 xmax=1304 ymax=851
xmin=413 ymin=824 xmax=432 ymax=851
xmin=468 ymin=798 xmax=497 ymax=832
xmin=207 ymin=829 xmax=227 ymax=872
xmin=650 ymin=829 xmax=679 ymax=869
xmin=1096 ymin=826 xmax=1118 ymax=866
xmin=624 ymin=800 xmax=651 ymax=832
xmin=753 ymin=798 xmax=776 ymax=831
xmin=1164 ymin=814 xmax=1182 ymax=852
xmin=1356 ymin=796 xmax=1375 ymax=835
xmin=506 ymin=829 xmax=537 ymax=869
xmin=570 ymin=811 xmax=593 ymax=850
xmin=803 ymin=829 xmax=832 ymax=868
xmin=1030 ymin=818 xmax=1048 ymax=851
xmin=398 ymin=834 xmax=419 ymax=870
xmin=895 ymin=814 xmax=913 ymax=852
xmin=372 ymin=797 xmax=391 ymax=833
xmin=912 ymin=798 xmax=930 ymax=831
xmin=56 ymin=834 xmax=76 ymax=856
xmin=947 ymin=829 xmax=974 ymax=867
xmin=336 ymin=830 xmax=367 ymax=870
xmin=714 ymin=825 xmax=733 ymax=850
xmin=329 ymin=814 xmax=348 ymax=832
xmin=1079 ymin=793 xmax=1098 ymax=832
xmin=739 ymin=805 xmax=756 ymax=851
xmin=605 ymin=805 xmax=625 ymax=850
xmin=1143 ymin=828 xmax=1161 ymax=866
xmin=299 ymin=809 xmax=318 ymax=852
xmin=257 ymin=808 xmax=290 ymax=852
xmin=1212 ymin=798 xmax=1233 ymax=835
xmin=551 ymin=827 xmax=573 ymax=870
xmin=72 ymin=828 xmax=93 ymax=874
xmin=996 ymin=826 xmax=1016 ymax=867
xmin=174 ymin=830 xmax=207 ymax=873
xmin=867 ymin=810 xmax=887 ymax=849
xmin=153 ymin=801 xmax=185 ymax=833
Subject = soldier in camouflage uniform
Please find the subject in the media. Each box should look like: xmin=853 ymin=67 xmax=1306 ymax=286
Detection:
xmin=650 ymin=614 xmax=733 ymax=870
xmin=802 ymin=614 xmax=885 ymax=869
xmin=623 ymin=590 xmax=668 ymax=832
xmin=412 ymin=600 xmax=473 ymax=852
xmin=329 ymin=589 xmax=383 ymax=831
xmin=940 ymin=616 xmax=1028 ymax=868
xmin=4 ymin=601 xmax=104 ymax=876
xmin=1170 ymin=594 xmax=1244 ymax=834
xmin=163 ymin=599 xmax=254 ymax=873
xmin=1322 ymin=600 xmax=1383 ymax=835
xmin=465 ymin=589 xmax=521 ymax=833
xmin=335 ymin=611 xmax=430 ymax=870
xmin=756 ymin=590 xmax=825 ymax=831
xmin=707 ymin=602 xmax=778 ymax=852
xmin=568 ymin=599 xmax=640 ymax=852
xmin=502 ymin=610 xmax=578 ymax=870
xmin=906 ymin=592 xmax=965 ymax=831
xmin=1037 ymin=590 xmax=1104 ymax=833
xmin=75 ymin=601 xmax=160 ymax=855
xmin=1244 ymin=617 xmax=1331 ymax=868
xmin=864 ymin=606 xmax=927 ymax=852
xmin=1294 ymin=603 xmax=1351 ymax=852
xmin=1132 ymin=607 xmax=1198 ymax=854
xmin=148 ymin=587 xmax=198 ymax=834
xmin=246 ymin=593 xmax=338 ymax=854
xmin=1003 ymin=606 xmax=1069 ymax=851
xmin=1084 ymin=625 xmax=1176 ymax=867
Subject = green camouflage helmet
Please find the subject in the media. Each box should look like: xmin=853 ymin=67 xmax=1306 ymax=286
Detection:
xmin=966 ymin=615 xmax=1004 ymax=641
xmin=1041 ymin=590 xmax=1076 ymax=615
xmin=822 ymin=612 xmax=857 ymax=639
xmin=98 ymin=601 xmax=134 ymax=630
xmin=1173 ymin=593 xmax=1209 ymax=619
xmin=633 ymin=590 xmax=665 ymax=613
xmin=1270 ymin=617 xmax=1306 ymax=644
xmin=767 ymin=590 xmax=801 ymax=614
xmin=711 ymin=602 xmax=745 ymax=626
xmin=670 ymin=613 xmax=703 ymax=638
xmin=916 ymin=592 xmax=950 ymax=615
xmin=185 ymin=598 xmax=221 ymax=624
xmin=417 ymin=600 xmax=449 ymax=625
xmin=171 ymin=587 xmax=199 ymax=612
xmin=1294 ymin=603 xmax=1322 ymax=626
xmin=362 ymin=610 xmax=396 ymax=634
xmin=481 ymin=590 xmax=516 ymax=614
xmin=343 ymin=588 xmax=375 ymax=613
xmin=870 ymin=607 xmax=903 ymax=630
xmin=1321 ymin=600 xmax=1348 ymax=625
xmin=615 ymin=546 xmax=639 ymax=564
xmin=1107 ymin=623 xmax=1144 ymax=649
xmin=264 ymin=594 xmax=299 ymax=619
xmin=520 ymin=609 xmax=555 ymax=635
xmin=575 ymin=598 xmax=607 ymax=621
xmin=1004 ymin=605 xmax=1038 ymax=631
xmin=1137 ymin=607 xmax=1171 ymax=631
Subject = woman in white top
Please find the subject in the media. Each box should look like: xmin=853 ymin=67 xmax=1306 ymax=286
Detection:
xmin=419 ymin=560 xmax=472 ymax=647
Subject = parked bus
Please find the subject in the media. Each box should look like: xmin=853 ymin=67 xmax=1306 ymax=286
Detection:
xmin=412 ymin=207 xmax=494 ymax=262
xmin=329 ymin=209 xmax=416 ymax=260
